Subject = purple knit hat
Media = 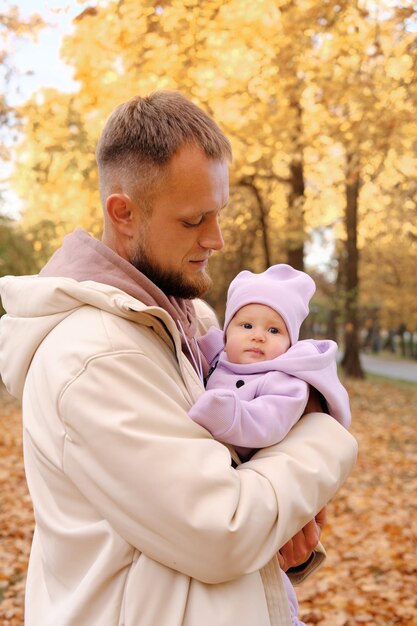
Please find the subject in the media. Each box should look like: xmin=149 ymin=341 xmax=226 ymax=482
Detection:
xmin=224 ymin=264 xmax=316 ymax=344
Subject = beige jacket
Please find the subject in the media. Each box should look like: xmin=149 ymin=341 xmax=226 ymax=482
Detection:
xmin=0 ymin=275 xmax=358 ymax=626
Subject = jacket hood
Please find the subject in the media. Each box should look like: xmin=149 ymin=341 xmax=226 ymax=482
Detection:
xmin=0 ymin=274 xmax=184 ymax=400
xmin=40 ymin=228 xmax=197 ymax=344
xmin=0 ymin=228 xmax=207 ymax=398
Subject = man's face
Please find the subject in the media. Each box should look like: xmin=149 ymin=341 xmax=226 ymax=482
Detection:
xmin=130 ymin=144 xmax=229 ymax=298
xmin=225 ymin=304 xmax=291 ymax=364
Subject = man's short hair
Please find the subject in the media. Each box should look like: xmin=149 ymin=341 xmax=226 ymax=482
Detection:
xmin=96 ymin=91 xmax=232 ymax=209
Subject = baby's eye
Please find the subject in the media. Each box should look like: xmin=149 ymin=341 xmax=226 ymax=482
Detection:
xmin=268 ymin=327 xmax=279 ymax=334
xmin=242 ymin=323 xmax=253 ymax=329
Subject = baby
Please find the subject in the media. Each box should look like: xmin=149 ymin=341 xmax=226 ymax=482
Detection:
xmin=189 ymin=264 xmax=351 ymax=625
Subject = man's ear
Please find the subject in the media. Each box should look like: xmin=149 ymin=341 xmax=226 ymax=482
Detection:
xmin=106 ymin=193 xmax=135 ymax=237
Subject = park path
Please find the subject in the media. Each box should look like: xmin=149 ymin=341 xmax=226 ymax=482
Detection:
xmin=360 ymin=353 xmax=417 ymax=384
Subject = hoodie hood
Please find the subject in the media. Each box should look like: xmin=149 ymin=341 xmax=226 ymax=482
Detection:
xmin=40 ymin=228 xmax=197 ymax=346
xmin=0 ymin=229 xmax=204 ymax=399
xmin=0 ymin=274 xmax=185 ymax=400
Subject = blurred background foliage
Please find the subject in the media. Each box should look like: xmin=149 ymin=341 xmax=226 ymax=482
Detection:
xmin=1 ymin=0 xmax=416 ymax=375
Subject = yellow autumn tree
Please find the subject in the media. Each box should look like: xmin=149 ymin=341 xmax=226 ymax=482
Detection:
xmin=296 ymin=0 xmax=417 ymax=374
xmin=10 ymin=0 xmax=417 ymax=353
xmin=0 ymin=3 xmax=46 ymax=275
xmin=1 ymin=3 xmax=44 ymax=193
xmin=11 ymin=1 xmax=353 ymax=272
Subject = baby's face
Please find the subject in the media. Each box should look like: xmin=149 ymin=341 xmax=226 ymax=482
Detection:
xmin=225 ymin=303 xmax=291 ymax=364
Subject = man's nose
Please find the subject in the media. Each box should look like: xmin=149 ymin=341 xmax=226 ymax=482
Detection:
xmin=199 ymin=216 xmax=224 ymax=251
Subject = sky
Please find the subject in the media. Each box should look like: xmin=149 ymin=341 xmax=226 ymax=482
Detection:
xmin=6 ymin=0 xmax=83 ymax=105
xmin=2 ymin=0 xmax=84 ymax=216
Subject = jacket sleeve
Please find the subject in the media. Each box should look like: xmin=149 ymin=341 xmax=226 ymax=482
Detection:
xmin=59 ymin=348 xmax=358 ymax=586
xmin=188 ymin=376 xmax=308 ymax=448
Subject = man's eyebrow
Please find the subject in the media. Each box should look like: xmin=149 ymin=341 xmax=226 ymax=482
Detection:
xmin=181 ymin=201 xmax=228 ymax=217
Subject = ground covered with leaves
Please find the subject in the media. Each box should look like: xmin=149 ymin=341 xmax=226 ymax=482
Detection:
xmin=0 ymin=378 xmax=416 ymax=625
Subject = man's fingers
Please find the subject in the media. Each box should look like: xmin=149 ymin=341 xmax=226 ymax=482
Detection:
xmin=290 ymin=531 xmax=310 ymax=564
xmin=278 ymin=510 xmax=326 ymax=572
xmin=280 ymin=529 xmax=311 ymax=569
xmin=301 ymin=519 xmax=321 ymax=553
xmin=288 ymin=525 xmax=317 ymax=565
xmin=278 ymin=539 xmax=294 ymax=571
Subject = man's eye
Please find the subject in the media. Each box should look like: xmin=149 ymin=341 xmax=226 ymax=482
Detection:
xmin=269 ymin=327 xmax=279 ymax=334
xmin=183 ymin=217 xmax=204 ymax=227
xmin=242 ymin=323 xmax=253 ymax=329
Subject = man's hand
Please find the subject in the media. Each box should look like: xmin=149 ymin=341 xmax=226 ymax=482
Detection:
xmin=277 ymin=507 xmax=327 ymax=571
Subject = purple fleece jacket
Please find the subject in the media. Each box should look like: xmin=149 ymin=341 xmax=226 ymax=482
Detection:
xmin=188 ymin=326 xmax=351 ymax=459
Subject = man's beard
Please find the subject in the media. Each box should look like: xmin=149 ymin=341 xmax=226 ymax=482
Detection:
xmin=131 ymin=245 xmax=212 ymax=299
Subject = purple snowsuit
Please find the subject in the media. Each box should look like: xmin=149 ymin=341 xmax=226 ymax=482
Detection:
xmin=189 ymin=326 xmax=351 ymax=459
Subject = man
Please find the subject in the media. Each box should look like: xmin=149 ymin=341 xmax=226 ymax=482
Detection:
xmin=0 ymin=92 xmax=357 ymax=626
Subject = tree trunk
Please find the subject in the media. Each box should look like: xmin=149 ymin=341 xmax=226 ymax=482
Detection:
xmin=286 ymin=159 xmax=305 ymax=271
xmin=398 ymin=325 xmax=407 ymax=357
xmin=326 ymin=309 xmax=338 ymax=343
xmin=326 ymin=254 xmax=344 ymax=344
xmin=286 ymin=98 xmax=306 ymax=272
xmin=411 ymin=331 xmax=417 ymax=359
xmin=341 ymin=152 xmax=365 ymax=378
xmin=239 ymin=177 xmax=271 ymax=270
